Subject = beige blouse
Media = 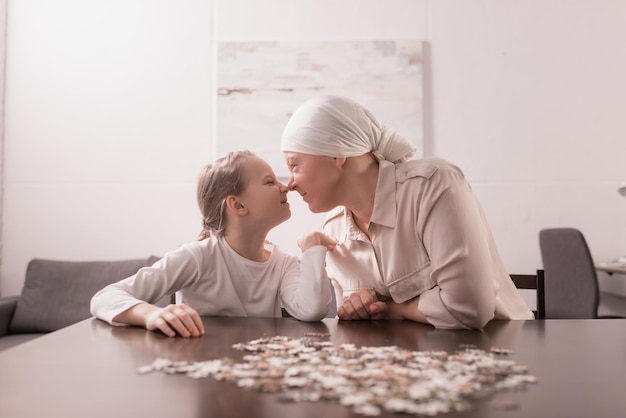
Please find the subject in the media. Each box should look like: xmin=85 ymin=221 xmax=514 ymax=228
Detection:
xmin=323 ymin=157 xmax=534 ymax=329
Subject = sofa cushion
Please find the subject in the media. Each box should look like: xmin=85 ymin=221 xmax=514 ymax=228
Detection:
xmin=9 ymin=257 xmax=154 ymax=333
xmin=0 ymin=296 xmax=19 ymax=337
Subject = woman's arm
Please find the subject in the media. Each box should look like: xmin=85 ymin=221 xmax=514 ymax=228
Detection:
xmin=416 ymin=167 xmax=498 ymax=329
xmin=336 ymin=289 xmax=429 ymax=323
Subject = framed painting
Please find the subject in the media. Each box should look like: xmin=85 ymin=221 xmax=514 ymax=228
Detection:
xmin=216 ymin=39 xmax=424 ymax=178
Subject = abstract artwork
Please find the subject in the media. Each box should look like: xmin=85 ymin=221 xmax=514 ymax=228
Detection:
xmin=216 ymin=40 xmax=424 ymax=178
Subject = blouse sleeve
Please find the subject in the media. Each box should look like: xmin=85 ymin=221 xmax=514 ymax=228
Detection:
xmin=279 ymin=246 xmax=332 ymax=322
xmin=90 ymin=245 xmax=202 ymax=325
xmin=416 ymin=166 xmax=498 ymax=329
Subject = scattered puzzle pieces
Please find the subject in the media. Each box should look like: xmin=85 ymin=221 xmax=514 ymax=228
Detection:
xmin=138 ymin=335 xmax=536 ymax=416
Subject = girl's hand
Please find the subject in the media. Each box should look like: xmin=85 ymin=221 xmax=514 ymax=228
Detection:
xmin=144 ymin=303 xmax=204 ymax=338
xmin=297 ymin=231 xmax=338 ymax=252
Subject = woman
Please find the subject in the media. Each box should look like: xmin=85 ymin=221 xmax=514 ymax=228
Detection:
xmin=280 ymin=95 xmax=533 ymax=329
xmin=91 ymin=150 xmax=336 ymax=337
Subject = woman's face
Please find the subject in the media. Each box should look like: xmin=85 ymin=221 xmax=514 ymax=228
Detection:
xmin=283 ymin=151 xmax=342 ymax=213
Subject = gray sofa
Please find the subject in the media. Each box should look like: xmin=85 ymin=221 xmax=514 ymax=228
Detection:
xmin=0 ymin=256 xmax=164 ymax=351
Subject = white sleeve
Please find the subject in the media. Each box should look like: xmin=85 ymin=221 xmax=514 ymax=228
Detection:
xmin=280 ymin=246 xmax=332 ymax=322
xmin=89 ymin=247 xmax=201 ymax=326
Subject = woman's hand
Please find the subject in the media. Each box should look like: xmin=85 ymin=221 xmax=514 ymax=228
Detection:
xmin=297 ymin=231 xmax=338 ymax=252
xmin=337 ymin=289 xmax=390 ymax=320
xmin=337 ymin=289 xmax=427 ymax=322
xmin=144 ymin=304 xmax=204 ymax=338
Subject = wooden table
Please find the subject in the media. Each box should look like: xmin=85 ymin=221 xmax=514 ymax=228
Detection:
xmin=1 ymin=317 xmax=626 ymax=418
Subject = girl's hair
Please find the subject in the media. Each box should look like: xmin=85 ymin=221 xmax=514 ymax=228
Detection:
xmin=196 ymin=150 xmax=254 ymax=239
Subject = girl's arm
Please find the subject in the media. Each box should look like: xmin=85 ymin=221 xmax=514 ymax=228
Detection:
xmin=90 ymin=244 xmax=204 ymax=335
xmin=280 ymin=232 xmax=336 ymax=321
xmin=113 ymin=302 xmax=203 ymax=337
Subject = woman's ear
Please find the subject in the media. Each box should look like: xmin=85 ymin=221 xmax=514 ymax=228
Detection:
xmin=225 ymin=195 xmax=248 ymax=215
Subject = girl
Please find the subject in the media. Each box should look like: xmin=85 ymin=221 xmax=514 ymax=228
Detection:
xmin=280 ymin=95 xmax=534 ymax=329
xmin=91 ymin=150 xmax=336 ymax=337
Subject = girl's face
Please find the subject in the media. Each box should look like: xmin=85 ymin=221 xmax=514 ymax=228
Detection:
xmin=238 ymin=156 xmax=291 ymax=229
xmin=283 ymin=151 xmax=342 ymax=213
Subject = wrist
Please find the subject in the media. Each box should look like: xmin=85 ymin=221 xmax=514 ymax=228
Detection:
xmin=393 ymin=297 xmax=423 ymax=322
xmin=114 ymin=302 xmax=159 ymax=329
xmin=385 ymin=300 xmax=405 ymax=320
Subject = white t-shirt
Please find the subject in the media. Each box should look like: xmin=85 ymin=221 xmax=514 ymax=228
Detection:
xmin=90 ymin=235 xmax=332 ymax=324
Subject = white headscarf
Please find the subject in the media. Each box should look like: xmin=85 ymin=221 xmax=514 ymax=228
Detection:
xmin=280 ymin=95 xmax=416 ymax=163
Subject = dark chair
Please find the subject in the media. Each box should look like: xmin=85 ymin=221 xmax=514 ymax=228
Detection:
xmin=510 ymin=271 xmax=545 ymax=319
xmin=539 ymin=227 xmax=626 ymax=319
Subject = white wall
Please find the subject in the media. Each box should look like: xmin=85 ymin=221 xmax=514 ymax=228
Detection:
xmin=428 ymin=0 xmax=626 ymax=296
xmin=2 ymin=0 xmax=214 ymax=296
xmin=0 ymin=0 xmax=6 ymax=267
xmin=2 ymin=0 xmax=626 ymax=297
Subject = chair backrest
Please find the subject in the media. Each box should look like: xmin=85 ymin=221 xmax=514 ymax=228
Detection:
xmin=539 ymin=228 xmax=599 ymax=319
xmin=510 ymin=270 xmax=546 ymax=319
